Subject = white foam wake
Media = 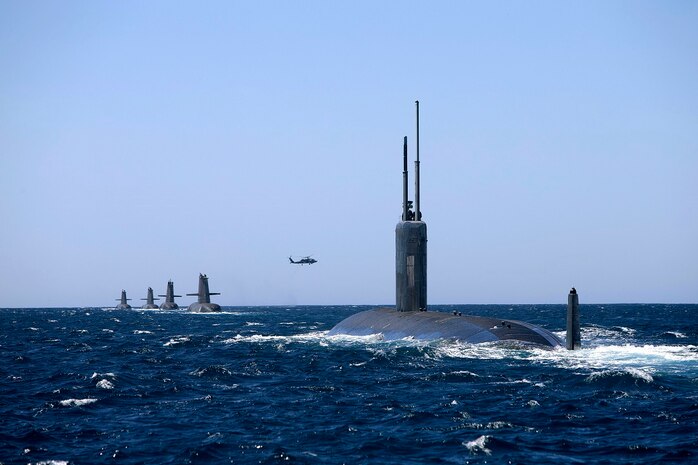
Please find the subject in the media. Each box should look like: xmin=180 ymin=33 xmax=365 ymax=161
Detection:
xmin=59 ymin=398 xmax=98 ymax=407
xmin=222 ymin=331 xmax=328 ymax=345
xmin=220 ymin=327 xmax=697 ymax=377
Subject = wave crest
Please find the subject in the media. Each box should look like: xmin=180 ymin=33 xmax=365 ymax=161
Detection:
xmin=463 ymin=435 xmax=492 ymax=455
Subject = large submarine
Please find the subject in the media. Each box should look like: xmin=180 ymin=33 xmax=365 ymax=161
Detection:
xmin=329 ymin=101 xmax=567 ymax=348
xmin=187 ymin=273 xmax=221 ymax=313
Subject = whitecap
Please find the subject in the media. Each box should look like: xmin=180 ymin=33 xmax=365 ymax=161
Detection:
xmin=96 ymin=379 xmax=114 ymax=389
xmin=91 ymin=372 xmax=116 ymax=380
xmin=586 ymin=368 xmax=654 ymax=383
xmin=665 ymin=331 xmax=688 ymax=339
xmin=432 ymin=341 xmax=512 ymax=361
xmin=495 ymin=343 xmax=698 ymax=379
xmin=582 ymin=325 xmax=634 ymax=342
xmin=463 ymin=435 xmax=492 ymax=455
xmin=223 ymin=334 xmax=287 ymax=344
xmin=213 ymin=383 xmax=239 ymax=390
xmin=450 ymin=370 xmax=480 ymax=378
xmin=29 ymin=461 xmax=70 ymax=465
xmin=164 ymin=336 xmax=191 ymax=347
xmin=134 ymin=330 xmax=153 ymax=335
xmin=222 ymin=331 xmax=329 ymax=345
xmin=59 ymin=398 xmax=98 ymax=407
xmin=487 ymin=421 xmax=513 ymax=429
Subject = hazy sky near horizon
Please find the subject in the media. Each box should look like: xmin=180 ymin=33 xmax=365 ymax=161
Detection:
xmin=1 ymin=1 xmax=697 ymax=307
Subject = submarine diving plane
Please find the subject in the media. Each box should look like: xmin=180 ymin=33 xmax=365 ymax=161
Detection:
xmin=140 ymin=287 xmax=160 ymax=309
xmin=159 ymin=280 xmax=181 ymax=310
xmin=114 ymin=290 xmax=132 ymax=310
xmin=186 ymin=273 xmax=222 ymax=313
xmin=329 ymin=101 xmax=564 ymax=348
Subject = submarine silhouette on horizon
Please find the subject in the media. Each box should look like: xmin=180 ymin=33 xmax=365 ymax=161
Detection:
xmin=329 ymin=101 xmax=565 ymax=348
xmin=113 ymin=276 xmax=220 ymax=312
xmin=140 ymin=287 xmax=160 ymax=309
xmin=186 ymin=273 xmax=222 ymax=313
xmin=159 ymin=280 xmax=181 ymax=310
xmin=115 ymin=290 xmax=132 ymax=310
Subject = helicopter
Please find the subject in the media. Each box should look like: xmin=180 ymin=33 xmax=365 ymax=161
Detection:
xmin=289 ymin=255 xmax=317 ymax=265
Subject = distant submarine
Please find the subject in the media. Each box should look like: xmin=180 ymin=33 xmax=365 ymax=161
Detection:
xmin=114 ymin=290 xmax=132 ymax=310
xmin=329 ymin=101 xmax=565 ymax=348
xmin=140 ymin=287 xmax=160 ymax=309
xmin=187 ymin=273 xmax=221 ymax=312
xmin=159 ymin=280 xmax=181 ymax=310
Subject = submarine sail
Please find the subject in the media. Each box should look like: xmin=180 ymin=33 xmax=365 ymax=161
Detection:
xmin=159 ymin=280 xmax=181 ymax=310
xmin=115 ymin=290 xmax=132 ymax=310
xmin=329 ymin=101 xmax=562 ymax=348
xmin=187 ymin=273 xmax=222 ymax=313
xmin=140 ymin=287 xmax=160 ymax=309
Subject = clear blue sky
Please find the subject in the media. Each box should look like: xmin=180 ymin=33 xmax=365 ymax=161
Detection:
xmin=1 ymin=1 xmax=696 ymax=307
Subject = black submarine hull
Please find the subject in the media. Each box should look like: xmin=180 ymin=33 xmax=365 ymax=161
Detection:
xmin=187 ymin=302 xmax=221 ymax=313
xmin=328 ymin=307 xmax=562 ymax=348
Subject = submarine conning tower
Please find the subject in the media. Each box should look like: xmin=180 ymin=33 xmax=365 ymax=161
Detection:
xmin=141 ymin=287 xmax=160 ymax=309
xmin=396 ymin=100 xmax=427 ymax=312
xmin=327 ymin=100 xmax=561 ymax=348
xmin=115 ymin=289 xmax=132 ymax=310
xmin=187 ymin=273 xmax=221 ymax=312
xmin=159 ymin=280 xmax=181 ymax=310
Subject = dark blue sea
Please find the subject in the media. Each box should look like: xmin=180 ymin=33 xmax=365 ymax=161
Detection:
xmin=1 ymin=304 xmax=697 ymax=464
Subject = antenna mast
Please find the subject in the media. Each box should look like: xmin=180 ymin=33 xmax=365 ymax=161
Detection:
xmin=415 ymin=100 xmax=421 ymax=221
xmin=402 ymin=136 xmax=408 ymax=221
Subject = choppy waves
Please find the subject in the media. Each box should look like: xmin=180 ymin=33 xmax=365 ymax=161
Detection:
xmin=1 ymin=304 xmax=697 ymax=464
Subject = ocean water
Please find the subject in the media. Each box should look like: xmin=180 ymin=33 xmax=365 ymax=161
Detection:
xmin=1 ymin=304 xmax=697 ymax=464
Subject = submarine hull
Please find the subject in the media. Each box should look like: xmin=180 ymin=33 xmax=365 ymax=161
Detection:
xmin=188 ymin=302 xmax=221 ymax=313
xmin=115 ymin=304 xmax=131 ymax=310
xmin=328 ymin=307 xmax=562 ymax=348
xmin=160 ymin=303 xmax=179 ymax=310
